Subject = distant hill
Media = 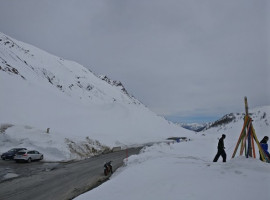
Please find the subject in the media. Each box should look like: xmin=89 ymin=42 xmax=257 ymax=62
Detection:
xmin=178 ymin=122 xmax=207 ymax=132
xmin=179 ymin=106 xmax=269 ymax=133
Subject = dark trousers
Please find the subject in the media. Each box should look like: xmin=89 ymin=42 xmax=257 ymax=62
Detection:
xmin=213 ymin=149 xmax=226 ymax=162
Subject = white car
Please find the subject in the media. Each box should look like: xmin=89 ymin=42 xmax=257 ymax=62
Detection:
xmin=14 ymin=150 xmax=43 ymax=163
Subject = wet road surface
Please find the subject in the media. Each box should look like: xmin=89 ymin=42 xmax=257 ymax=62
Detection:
xmin=0 ymin=148 xmax=141 ymax=200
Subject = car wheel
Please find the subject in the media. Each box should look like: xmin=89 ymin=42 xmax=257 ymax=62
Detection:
xmin=2 ymin=157 xmax=5 ymax=160
xmin=40 ymin=155 xmax=43 ymax=160
xmin=27 ymin=158 xmax=32 ymax=163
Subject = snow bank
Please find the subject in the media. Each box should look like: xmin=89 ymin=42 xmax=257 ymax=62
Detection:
xmin=75 ymin=141 xmax=270 ymax=200
xmin=75 ymin=107 xmax=270 ymax=200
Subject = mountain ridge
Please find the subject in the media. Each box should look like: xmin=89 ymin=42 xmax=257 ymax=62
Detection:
xmin=0 ymin=32 xmax=190 ymax=156
xmin=0 ymin=33 xmax=140 ymax=106
xmin=178 ymin=106 xmax=269 ymax=132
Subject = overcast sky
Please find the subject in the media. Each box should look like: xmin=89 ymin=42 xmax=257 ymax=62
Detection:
xmin=0 ymin=0 xmax=269 ymax=123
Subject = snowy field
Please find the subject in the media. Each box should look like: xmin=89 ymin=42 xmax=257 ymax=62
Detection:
xmin=75 ymin=134 xmax=270 ymax=200
xmin=75 ymin=107 xmax=270 ymax=200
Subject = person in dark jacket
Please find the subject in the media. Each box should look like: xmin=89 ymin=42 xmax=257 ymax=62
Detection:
xmin=259 ymin=136 xmax=270 ymax=161
xmin=213 ymin=134 xmax=226 ymax=162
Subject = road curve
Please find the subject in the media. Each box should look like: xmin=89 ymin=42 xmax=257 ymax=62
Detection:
xmin=0 ymin=148 xmax=141 ymax=200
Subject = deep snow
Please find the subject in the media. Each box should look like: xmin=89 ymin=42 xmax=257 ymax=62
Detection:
xmin=75 ymin=143 xmax=270 ymax=200
xmin=75 ymin=107 xmax=270 ymax=200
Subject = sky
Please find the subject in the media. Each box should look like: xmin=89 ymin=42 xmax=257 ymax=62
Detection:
xmin=0 ymin=0 xmax=269 ymax=123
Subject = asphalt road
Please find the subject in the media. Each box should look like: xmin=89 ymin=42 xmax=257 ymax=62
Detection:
xmin=0 ymin=148 xmax=141 ymax=200
xmin=0 ymin=159 xmax=64 ymax=182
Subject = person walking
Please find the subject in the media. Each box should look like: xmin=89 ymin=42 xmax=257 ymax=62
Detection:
xmin=213 ymin=134 xmax=227 ymax=162
xmin=259 ymin=136 xmax=270 ymax=161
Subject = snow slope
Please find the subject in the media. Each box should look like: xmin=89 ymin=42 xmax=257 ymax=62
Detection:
xmin=75 ymin=106 xmax=270 ymax=200
xmin=0 ymin=32 xmax=191 ymax=160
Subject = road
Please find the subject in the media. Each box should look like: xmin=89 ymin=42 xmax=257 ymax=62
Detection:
xmin=0 ymin=159 xmax=64 ymax=182
xmin=0 ymin=148 xmax=141 ymax=200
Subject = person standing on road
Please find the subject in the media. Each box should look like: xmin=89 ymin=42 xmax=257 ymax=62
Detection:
xmin=213 ymin=134 xmax=227 ymax=162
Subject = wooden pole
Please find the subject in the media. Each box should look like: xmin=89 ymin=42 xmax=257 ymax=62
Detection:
xmin=231 ymin=116 xmax=249 ymax=158
xmin=244 ymin=96 xmax=248 ymax=116
xmin=240 ymin=132 xmax=247 ymax=156
xmin=252 ymin=126 xmax=269 ymax=162
xmin=251 ymin=128 xmax=256 ymax=158
xmin=247 ymin=121 xmax=252 ymax=157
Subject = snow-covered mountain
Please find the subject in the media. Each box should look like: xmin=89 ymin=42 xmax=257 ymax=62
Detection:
xmin=0 ymin=32 xmax=191 ymax=160
xmin=179 ymin=122 xmax=207 ymax=132
xmin=179 ymin=106 xmax=269 ymax=133
xmin=202 ymin=107 xmax=269 ymax=133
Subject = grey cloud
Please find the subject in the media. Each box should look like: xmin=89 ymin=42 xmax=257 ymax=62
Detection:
xmin=0 ymin=0 xmax=268 ymax=122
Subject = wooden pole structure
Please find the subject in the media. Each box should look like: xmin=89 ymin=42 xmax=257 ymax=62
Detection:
xmin=231 ymin=97 xmax=269 ymax=162
xmin=232 ymin=115 xmax=249 ymax=158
